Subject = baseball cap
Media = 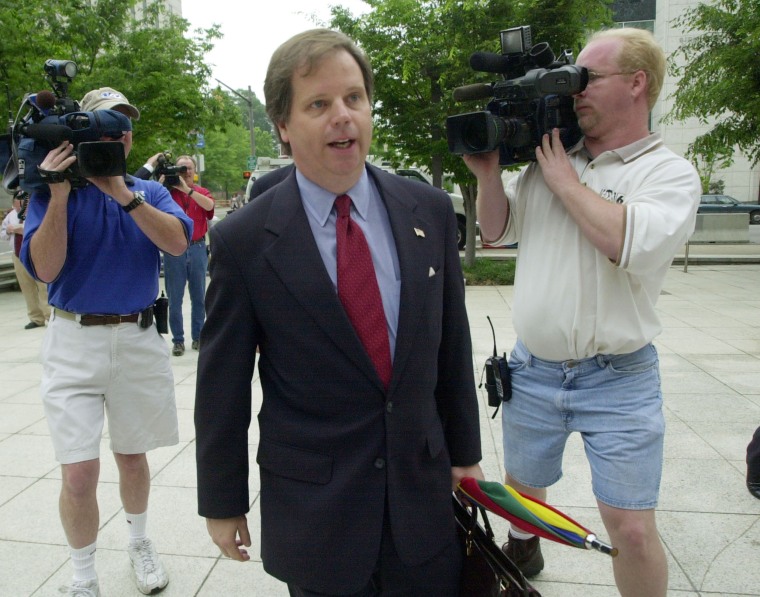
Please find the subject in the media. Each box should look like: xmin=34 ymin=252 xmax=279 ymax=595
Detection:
xmin=80 ymin=87 xmax=140 ymax=120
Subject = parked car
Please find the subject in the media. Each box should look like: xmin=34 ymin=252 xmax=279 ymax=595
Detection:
xmin=394 ymin=168 xmax=467 ymax=249
xmin=698 ymin=194 xmax=760 ymax=225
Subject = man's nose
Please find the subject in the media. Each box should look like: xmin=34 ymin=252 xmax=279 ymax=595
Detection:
xmin=330 ymin=100 xmax=351 ymax=123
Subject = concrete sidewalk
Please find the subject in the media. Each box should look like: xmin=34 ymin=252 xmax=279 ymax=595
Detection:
xmin=1 ymin=263 xmax=759 ymax=596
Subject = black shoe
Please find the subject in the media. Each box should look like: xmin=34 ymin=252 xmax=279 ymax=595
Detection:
xmin=191 ymin=340 xmax=199 ymax=350
xmin=24 ymin=321 xmax=43 ymax=329
xmin=502 ymin=535 xmax=544 ymax=578
xmin=748 ymin=476 xmax=760 ymax=500
xmin=172 ymin=342 xmax=185 ymax=356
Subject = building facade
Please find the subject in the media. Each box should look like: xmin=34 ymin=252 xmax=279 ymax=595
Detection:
xmin=620 ymin=0 xmax=758 ymax=202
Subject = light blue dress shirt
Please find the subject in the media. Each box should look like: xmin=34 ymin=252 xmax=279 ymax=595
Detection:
xmin=296 ymin=167 xmax=401 ymax=360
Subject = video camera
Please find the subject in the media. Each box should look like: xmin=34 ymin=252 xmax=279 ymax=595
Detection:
xmin=153 ymin=152 xmax=187 ymax=187
xmin=446 ymin=26 xmax=588 ymax=166
xmin=2 ymin=59 xmax=129 ymax=194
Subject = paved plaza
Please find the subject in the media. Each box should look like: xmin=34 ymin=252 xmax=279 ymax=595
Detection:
xmin=1 ymin=259 xmax=759 ymax=596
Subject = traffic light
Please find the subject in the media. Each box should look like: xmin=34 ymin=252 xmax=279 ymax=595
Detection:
xmin=243 ymin=171 xmax=252 ymax=179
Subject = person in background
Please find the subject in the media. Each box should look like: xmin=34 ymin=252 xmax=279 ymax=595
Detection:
xmin=463 ymin=28 xmax=700 ymax=597
xmin=0 ymin=189 xmax=50 ymax=329
xmin=163 ymin=155 xmax=214 ymax=356
xmin=21 ymin=86 xmax=193 ymax=597
xmin=195 ymin=28 xmax=483 ymax=596
xmin=748 ymin=426 xmax=760 ymax=499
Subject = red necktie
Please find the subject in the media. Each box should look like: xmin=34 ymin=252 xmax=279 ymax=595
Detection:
xmin=335 ymin=194 xmax=392 ymax=388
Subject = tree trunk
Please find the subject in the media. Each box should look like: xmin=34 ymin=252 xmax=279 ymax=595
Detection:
xmin=461 ymin=182 xmax=478 ymax=267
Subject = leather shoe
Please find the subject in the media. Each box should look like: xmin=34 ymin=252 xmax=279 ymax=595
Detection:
xmin=748 ymin=478 xmax=760 ymax=500
xmin=502 ymin=534 xmax=544 ymax=578
xmin=172 ymin=342 xmax=185 ymax=356
xmin=24 ymin=321 xmax=43 ymax=329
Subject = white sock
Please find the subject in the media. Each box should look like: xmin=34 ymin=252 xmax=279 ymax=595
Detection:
xmin=509 ymin=525 xmax=535 ymax=540
xmin=125 ymin=510 xmax=148 ymax=545
xmin=70 ymin=541 xmax=97 ymax=582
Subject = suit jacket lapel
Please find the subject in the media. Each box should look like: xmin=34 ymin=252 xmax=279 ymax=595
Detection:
xmin=370 ymin=167 xmax=433 ymax=391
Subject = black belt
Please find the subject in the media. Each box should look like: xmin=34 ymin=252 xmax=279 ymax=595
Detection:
xmin=190 ymin=238 xmax=205 ymax=245
xmin=55 ymin=308 xmax=140 ymax=326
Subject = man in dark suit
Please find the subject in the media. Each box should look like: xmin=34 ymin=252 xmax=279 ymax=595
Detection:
xmin=195 ymin=29 xmax=483 ymax=596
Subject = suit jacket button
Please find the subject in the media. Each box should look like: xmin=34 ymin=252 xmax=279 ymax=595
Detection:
xmin=374 ymin=458 xmax=386 ymax=469
xmin=386 ymin=401 xmax=393 ymax=413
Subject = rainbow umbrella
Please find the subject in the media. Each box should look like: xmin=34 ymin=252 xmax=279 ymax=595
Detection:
xmin=458 ymin=477 xmax=618 ymax=557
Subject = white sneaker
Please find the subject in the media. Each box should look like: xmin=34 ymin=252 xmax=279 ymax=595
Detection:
xmin=67 ymin=578 xmax=100 ymax=596
xmin=128 ymin=538 xmax=169 ymax=594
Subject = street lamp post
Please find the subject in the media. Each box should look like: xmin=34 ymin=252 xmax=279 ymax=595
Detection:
xmin=215 ymin=78 xmax=256 ymax=164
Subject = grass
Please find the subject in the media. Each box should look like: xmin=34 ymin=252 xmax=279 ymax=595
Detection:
xmin=461 ymin=258 xmax=515 ymax=285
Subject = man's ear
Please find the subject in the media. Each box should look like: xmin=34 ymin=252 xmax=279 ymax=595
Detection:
xmin=630 ymin=69 xmax=648 ymax=102
xmin=277 ymin=121 xmax=289 ymax=145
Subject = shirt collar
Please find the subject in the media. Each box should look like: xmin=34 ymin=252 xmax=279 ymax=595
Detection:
xmin=571 ymin=133 xmax=663 ymax=163
xmin=296 ymin=167 xmax=371 ymax=227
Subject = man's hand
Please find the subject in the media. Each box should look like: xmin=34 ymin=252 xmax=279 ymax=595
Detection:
xmin=451 ymin=463 xmax=485 ymax=492
xmin=535 ymin=128 xmax=580 ymax=198
xmin=206 ymin=516 xmax=252 ymax=562
xmin=462 ymin=150 xmax=501 ymax=182
xmin=173 ymin=177 xmax=193 ymax=195
xmin=40 ymin=141 xmax=76 ymax=199
xmin=146 ymin=153 xmax=163 ymax=168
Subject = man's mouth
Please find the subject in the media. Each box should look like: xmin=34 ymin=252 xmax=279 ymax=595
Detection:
xmin=330 ymin=139 xmax=354 ymax=149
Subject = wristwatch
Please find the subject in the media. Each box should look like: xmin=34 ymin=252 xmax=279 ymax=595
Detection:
xmin=123 ymin=191 xmax=146 ymax=213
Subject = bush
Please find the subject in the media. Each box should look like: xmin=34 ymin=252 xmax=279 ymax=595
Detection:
xmin=461 ymin=258 xmax=515 ymax=285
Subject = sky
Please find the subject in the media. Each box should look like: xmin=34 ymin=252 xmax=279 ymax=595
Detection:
xmin=180 ymin=0 xmax=370 ymax=102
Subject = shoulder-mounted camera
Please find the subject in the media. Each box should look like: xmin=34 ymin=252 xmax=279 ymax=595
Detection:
xmin=2 ymin=60 xmax=129 ymax=194
xmin=446 ymin=25 xmax=589 ymax=166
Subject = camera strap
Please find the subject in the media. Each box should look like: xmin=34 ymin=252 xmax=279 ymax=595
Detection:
xmin=38 ymin=168 xmax=67 ymax=184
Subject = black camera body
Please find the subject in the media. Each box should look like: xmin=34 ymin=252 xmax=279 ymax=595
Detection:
xmin=153 ymin=152 xmax=188 ymax=187
xmin=2 ymin=59 xmax=130 ymax=194
xmin=446 ymin=25 xmax=588 ymax=166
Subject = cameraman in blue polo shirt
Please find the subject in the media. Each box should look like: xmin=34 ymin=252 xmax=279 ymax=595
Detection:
xmin=19 ymin=87 xmax=193 ymax=597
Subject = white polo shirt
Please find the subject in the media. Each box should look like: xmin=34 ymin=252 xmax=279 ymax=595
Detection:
xmin=493 ymin=134 xmax=700 ymax=361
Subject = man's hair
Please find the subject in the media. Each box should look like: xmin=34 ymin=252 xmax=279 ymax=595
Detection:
xmin=588 ymin=28 xmax=665 ymax=110
xmin=176 ymin=155 xmax=197 ymax=170
xmin=264 ymin=28 xmax=374 ymax=155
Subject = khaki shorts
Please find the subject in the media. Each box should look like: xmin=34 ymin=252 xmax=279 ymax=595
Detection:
xmin=41 ymin=313 xmax=178 ymax=464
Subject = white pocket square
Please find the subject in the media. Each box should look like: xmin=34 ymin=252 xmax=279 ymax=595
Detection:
xmin=428 ymin=267 xmax=436 ymax=277
xmin=414 ymin=227 xmax=425 ymax=238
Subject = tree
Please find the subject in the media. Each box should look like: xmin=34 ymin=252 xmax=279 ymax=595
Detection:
xmin=0 ymin=0 xmax=241 ymax=180
xmin=331 ymin=0 xmax=611 ymax=264
xmin=665 ymin=0 xmax=760 ymax=169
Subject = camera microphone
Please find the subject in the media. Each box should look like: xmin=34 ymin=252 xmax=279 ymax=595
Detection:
xmin=452 ymin=83 xmax=494 ymax=102
xmin=18 ymin=123 xmax=73 ymax=145
xmin=35 ymin=90 xmax=57 ymax=111
xmin=470 ymin=52 xmax=513 ymax=74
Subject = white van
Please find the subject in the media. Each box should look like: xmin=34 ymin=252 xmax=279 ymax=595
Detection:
xmin=244 ymin=156 xmax=294 ymax=202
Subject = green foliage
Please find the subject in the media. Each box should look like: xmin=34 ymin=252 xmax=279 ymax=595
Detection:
xmin=200 ymin=124 xmax=277 ymax=195
xmin=461 ymin=258 xmax=515 ymax=285
xmin=0 ymin=0 xmax=243 ymax=187
xmin=330 ymin=0 xmax=612 ymax=265
xmin=665 ymin=0 xmax=760 ymax=166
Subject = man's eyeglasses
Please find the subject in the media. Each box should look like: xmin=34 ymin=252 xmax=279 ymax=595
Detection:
xmin=586 ymin=70 xmax=640 ymax=84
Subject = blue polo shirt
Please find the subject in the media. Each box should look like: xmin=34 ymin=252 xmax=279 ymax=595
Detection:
xmin=20 ymin=176 xmax=193 ymax=314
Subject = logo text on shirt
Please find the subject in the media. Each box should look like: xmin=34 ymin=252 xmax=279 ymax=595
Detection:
xmin=600 ymin=189 xmax=625 ymax=204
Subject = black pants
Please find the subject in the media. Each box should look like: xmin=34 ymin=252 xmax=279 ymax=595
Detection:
xmin=748 ymin=426 xmax=760 ymax=480
xmin=288 ymin=506 xmax=461 ymax=597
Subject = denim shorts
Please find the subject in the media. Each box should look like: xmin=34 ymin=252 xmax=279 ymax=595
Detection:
xmin=502 ymin=339 xmax=664 ymax=509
